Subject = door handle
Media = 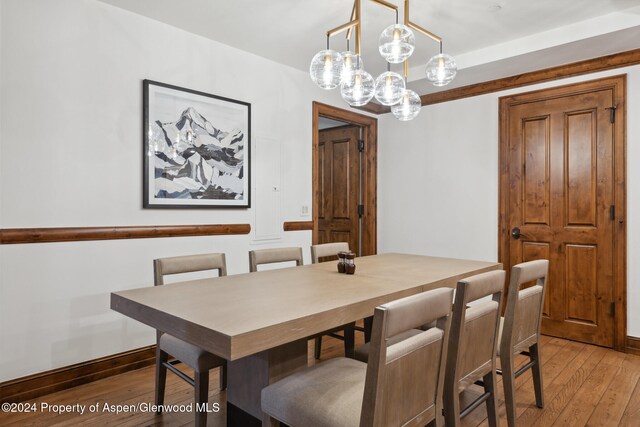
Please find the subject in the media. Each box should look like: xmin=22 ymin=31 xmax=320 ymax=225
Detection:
xmin=511 ymin=227 xmax=522 ymax=240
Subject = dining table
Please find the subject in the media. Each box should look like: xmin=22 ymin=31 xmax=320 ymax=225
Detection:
xmin=110 ymin=252 xmax=501 ymax=426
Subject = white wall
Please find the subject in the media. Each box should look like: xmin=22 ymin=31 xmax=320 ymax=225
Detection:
xmin=0 ymin=0 xmax=347 ymax=381
xmin=378 ymin=66 xmax=640 ymax=337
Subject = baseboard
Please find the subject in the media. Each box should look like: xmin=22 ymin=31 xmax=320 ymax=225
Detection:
xmin=627 ymin=336 xmax=640 ymax=356
xmin=0 ymin=345 xmax=156 ymax=403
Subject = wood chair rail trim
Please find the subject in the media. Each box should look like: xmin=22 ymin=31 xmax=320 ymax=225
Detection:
xmin=283 ymin=221 xmax=314 ymax=231
xmin=0 ymin=224 xmax=251 ymax=244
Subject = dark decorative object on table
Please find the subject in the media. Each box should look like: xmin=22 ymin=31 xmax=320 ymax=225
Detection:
xmin=337 ymin=251 xmax=348 ymax=273
xmin=345 ymin=252 xmax=356 ymax=274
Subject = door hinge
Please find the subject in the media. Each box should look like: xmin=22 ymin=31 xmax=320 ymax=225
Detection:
xmin=610 ymin=302 xmax=616 ymax=317
xmin=610 ymin=205 xmax=615 ymax=221
xmin=605 ymin=105 xmax=617 ymax=124
xmin=358 ymin=204 xmax=364 ymax=218
xmin=358 ymin=139 xmax=364 ymax=152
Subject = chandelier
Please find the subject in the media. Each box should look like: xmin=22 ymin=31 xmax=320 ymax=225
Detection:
xmin=310 ymin=0 xmax=457 ymax=121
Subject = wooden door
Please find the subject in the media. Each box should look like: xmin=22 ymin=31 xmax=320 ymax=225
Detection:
xmin=317 ymin=125 xmax=360 ymax=254
xmin=501 ymin=77 xmax=626 ymax=348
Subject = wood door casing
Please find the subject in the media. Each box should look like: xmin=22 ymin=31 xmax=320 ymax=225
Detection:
xmin=312 ymin=102 xmax=377 ymax=257
xmin=317 ymin=126 xmax=360 ymax=253
xmin=499 ymin=76 xmax=627 ymax=350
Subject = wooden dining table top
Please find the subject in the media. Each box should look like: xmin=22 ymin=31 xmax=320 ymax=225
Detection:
xmin=111 ymin=253 xmax=501 ymax=361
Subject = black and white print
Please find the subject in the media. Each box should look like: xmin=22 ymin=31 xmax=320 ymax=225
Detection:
xmin=143 ymin=80 xmax=251 ymax=208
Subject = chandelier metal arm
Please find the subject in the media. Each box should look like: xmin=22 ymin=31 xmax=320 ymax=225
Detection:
xmin=326 ymin=19 xmax=360 ymax=39
xmin=371 ymin=0 xmax=398 ymax=11
xmin=330 ymin=0 xmax=361 ymax=54
xmin=328 ymin=0 xmax=401 ymax=57
xmin=371 ymin=0 xmax=399 ymax=26
xmin=406 ymin=21 xmax=441 ymax=43
xmin=404 ymin=0 xmax=442 ymax=43
xmin=346 ymin=1 xmax=357 ymax=41
xmin=371 ymin=0 xmax=400 ymax=24
xmin=325 ymin=0 xmax=443 ymax=56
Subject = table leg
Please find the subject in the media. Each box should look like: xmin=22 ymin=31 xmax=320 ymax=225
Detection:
xmin=226 ymin=339 xmax=307 ymax=426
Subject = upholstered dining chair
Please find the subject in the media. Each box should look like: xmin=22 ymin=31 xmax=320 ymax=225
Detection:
xmin=261 ymin=287 xmax=454 ymax=427
xmin=248 ymin=247 xmax=303 ymax=272
xmin=153 ymin=253 xmax=227 ymax=427
xmin=310 ymin=242 xmax=358 ymax=359
xmin=443 ymin=269 xmax=505 ymax=427
xmin=310 ymin=241 xmax=350 ymax=263
xmin=499 ymin=259 xmax=549 ymax=427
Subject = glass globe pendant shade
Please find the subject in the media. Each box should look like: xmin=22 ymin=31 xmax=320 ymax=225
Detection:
xmin=425 ymin=53 xmax=457 ymax=87
xmin=374 ymin=71 xmax=405 ymax=106
xmin=379 ymin=24 xmax=415 ymax=64
xmin=340 ymin=69 xmax=375 ymax=106
xmin=340 ymin=51 xmax=363 ymax=85
xmin=309 ymin=49 xmax=344 ymax=90
xmin=391 ymin=89 xmax=421 ymax=121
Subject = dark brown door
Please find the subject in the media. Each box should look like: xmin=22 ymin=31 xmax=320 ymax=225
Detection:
xmin=504 ymin=85 xmax=617 ymax=347
xmin=317 ymin=125 xmax=360 ymax=254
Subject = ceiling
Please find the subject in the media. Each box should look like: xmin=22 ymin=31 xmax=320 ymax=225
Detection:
xmin=98 ymin=0 xmax=640 ymax=96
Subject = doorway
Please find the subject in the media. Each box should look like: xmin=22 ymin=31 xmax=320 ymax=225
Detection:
xmin=312 ymin=102 xmax=377 ymax=256
xmin=498 ymin=76 xmax=627 ymax=351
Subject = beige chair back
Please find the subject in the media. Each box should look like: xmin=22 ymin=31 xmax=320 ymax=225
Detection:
xmin=248 ymin=247 xmax=303 ymax=272
xmin=500 ymin=260 xmax=549 ymax=356
xmin=153 ymin=253 xmax=227 ymax=286
xmin=446 ymin=270 xmax=505 ymax=393
xmin=361 ymin=287 xmax=454 ymax=427
xmin=310 ymin=242 xmax=350 ymax=264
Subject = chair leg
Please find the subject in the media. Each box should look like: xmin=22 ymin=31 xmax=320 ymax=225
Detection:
xmin=483 ymin=371 xmax=499 ymax=427
xmin=314 ymin=336 xmax=322 ymax=359
xmin=443 ymin=382 xmax=461 ymax=427
xmin=500 ymin=352 xmax=517 ymax=427
xmin=364 ymin=316 xmax=373 ymax=343
xmin=530 ymin=343 xmax=544 ymax=408
xmin=262 ymin=414 xmax=280 ymax=426
xmin=344 ymin=323 xmax=355 ymax=359
xmin=434 ymin=392 xmax=445 ymax=427
xmin=155 ymin=347 xmax=168 ymax=412
xmin=220 ymin=364 xmax=227 ymax=391
xmin=194 ymin=370 xmax=209 ymax=427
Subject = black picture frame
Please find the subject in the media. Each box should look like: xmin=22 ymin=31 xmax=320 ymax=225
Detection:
xmin=143 ymin=79 xmax=251 ymax=208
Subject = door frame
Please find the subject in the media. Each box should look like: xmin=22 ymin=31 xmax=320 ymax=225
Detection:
xmin=312 ymin=101 xmax=378 ymax=255
xmin=498 ymin=75 xmax=627 ymax=351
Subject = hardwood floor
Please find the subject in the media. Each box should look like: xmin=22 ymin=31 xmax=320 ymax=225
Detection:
xmin=1 ymin=334 xmax=639 ymax=426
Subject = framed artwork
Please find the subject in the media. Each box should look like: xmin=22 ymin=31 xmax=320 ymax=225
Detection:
xmin=143 ymin=79 xmax=251 ymax=208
